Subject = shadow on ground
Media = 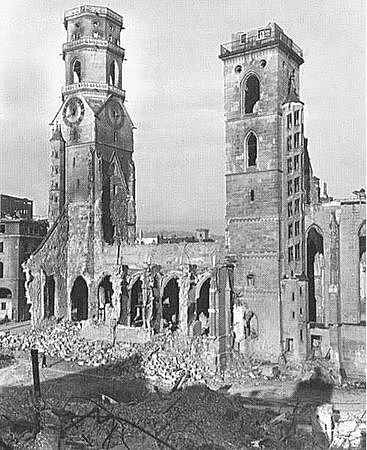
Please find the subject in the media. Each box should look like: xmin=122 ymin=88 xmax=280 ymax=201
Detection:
xmin=0 ymin=355 xmax=339 ymax=449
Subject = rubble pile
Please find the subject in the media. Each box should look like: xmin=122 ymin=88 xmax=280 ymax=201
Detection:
xmin=140 ymin=331 xmax=217 ymax=385
xmin=332 ymin=410 xmax=366 ymax=449
xmin=0 ymin=320 xmax=137 ymax=368
xmin=297 ymin=357 xmax=340 ymax=384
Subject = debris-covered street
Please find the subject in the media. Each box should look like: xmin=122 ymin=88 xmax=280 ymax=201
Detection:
xmin=0 ymin=320 xmax=365 ymax=449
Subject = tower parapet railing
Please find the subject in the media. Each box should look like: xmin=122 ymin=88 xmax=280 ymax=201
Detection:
xmin=62 ymin=38 xmax=125 ymax=57
xmin=64 ymin=5 xmax=123 ymax=27
xmin=61 ymin=82 xmax=126 ymax=100
xmin=219 ymin=26 xmax=303 ymax=62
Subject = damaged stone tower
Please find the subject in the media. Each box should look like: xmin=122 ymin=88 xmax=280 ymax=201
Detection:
xmin=50 ymin=5 xmax=136 ymax=242
xmin=219 ymin=24 xmax=307 ymax=359
xmin=27 ymin=6 xmax=136 ymax=321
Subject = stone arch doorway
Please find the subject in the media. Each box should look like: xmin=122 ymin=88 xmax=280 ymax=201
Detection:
xmin=162 ymin=278 xmax=180 ymax=329
xmin=130 ymin=278 xmax=143 ymax=327
xmin=71 ymin=276 xmax=88 ymax=321
xmin=191 ymin=277 xmax=210 ymax=335
xmin=306 ymin=227 xmax=324 ymax=322
xmin=97 ymin=275 xmax=114 ymax=321
xmin=44 ymin=275 xmax=55 ymax=319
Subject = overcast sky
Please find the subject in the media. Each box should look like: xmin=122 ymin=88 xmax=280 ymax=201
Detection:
xmin=0 ymin=0 xmax=365 ymax=233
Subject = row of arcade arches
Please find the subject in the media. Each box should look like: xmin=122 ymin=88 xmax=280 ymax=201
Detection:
xmin=65 ymin=273 xmax=212 ymax=333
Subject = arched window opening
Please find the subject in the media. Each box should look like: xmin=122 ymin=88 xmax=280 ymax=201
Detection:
xmin=306 ymin=228 xmax=324 ymax=323
xmin=109 ymin=60 xmax=119 ymax=87
xmin=72 ymin=60 xmax=81 ymax=84
xmin=0 ymin=288 xmax=11 ymax=298
xmin=97 ymin=275 xmax=114 ymax=321
xmin=244 ymin=75 xmax=260 ymax=113
xmin=43 ymin=275 xmax=55 ymax=319
xmin=71 ymin=276 xmax=88 ymax=321
xmin=250 ymin=189 xmax=255 ymax=202
xmin=192 ymin=278 xmax=210 ymax=336
xmin=130 ymin=278 xmax=143 ymax=327
xmin=244 ymin=309 xmax=258 ymax=339
xmin=246 ymin=273 xmax=255 ymax=287
xmin=0 ymin=262 xmax=3 ymax=278
xmin=247 ymin=133 xmax=257 ymax=167
xmin=162 ymin=278 xmax=180 ymax=330
xmin=119 ymin=266 xmax=129 ymax=326
xmin=359 ymin=222 xmax=366 ymax=321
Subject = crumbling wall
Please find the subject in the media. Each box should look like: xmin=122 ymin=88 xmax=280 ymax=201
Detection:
xmin=24 ymin=211 xmax=68 ymax=324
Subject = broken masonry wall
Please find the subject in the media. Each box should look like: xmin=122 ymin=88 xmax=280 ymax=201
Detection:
xmin=339 ymin=201 xmax=366 ymax=324
xmin=232 ymin=254 xmax=281 ymax=362
xmin=304 ymin=202 xmax=340 ymax=326
xmin=340 ymin=324 xmax=366 ymax=380
xmin=24 ymin=211 xmax=69 ymax=324
xmin=281 ymin=277 xmax=308 ymax=362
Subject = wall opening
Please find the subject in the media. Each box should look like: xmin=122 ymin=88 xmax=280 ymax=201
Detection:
xmin=247 ymin=133 xmax=257 ymax=167
xmin=109 ymin=60 xmax=119 ymax=86
xmin=43 ymin=275 xmax=55 ymax=319
xmin=195 ymin=278 xmax=210 ymax=335
xmin=130 ymin=278 xmax=143 ymax=327
xmin=307 ymin=227 xmax=324 ymax=322
xmin=359 ymin=222 xmax=366 ymax=321
xmin=97 ymin=275 xmax=114 ymax=321
xmin=72 ymin=59 xmax=81 ymax=84
xmin=244 ymin=75 xmax=260 ymax=113
xmin=162 ymin=278 xmax=180 ymax=329
xmin=244 ymin=309 xmax=258 ymax=339
xmin=0 ymin=288 xmax=11 ymax=298
xmin=119 ymin=266 xmax=129 ymax=325
xmin=71 ymin=276 xmax=88 ymax=321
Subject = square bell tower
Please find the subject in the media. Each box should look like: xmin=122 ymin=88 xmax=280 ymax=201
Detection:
xmin=219 ymin=23 xmax=304 ymax=359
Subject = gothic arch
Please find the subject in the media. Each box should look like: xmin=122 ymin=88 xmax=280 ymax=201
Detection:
xmin=109 ymin=60 xmax=119 ymax=87
xmin=160 ymin=272 xmax=181 ymax=296
xmin=241 ymin=72 xmax=260 ymax=114
xmin=162 ymin=276 xmax=180 ymax=328
xmin=0 ymin=288 xmax=12 ymax=298
xmin=195 ymin=273 xmax=211 ymax=300
xmin=128 ymin=272 xmax=143 ymax=291
xmin=70 ymin=276 xmax=88 ymax=321
xmin=244 ymin=130 xmax=258 ymax=168
xmin=71 ymin=58 xmax=81 ymax=84
xmin=130 ymin=277 xmax=143 ymax=327
xmin=358 ymin=221 xmax=366 ymax=321
xmin=306 ymin=225 xmax=324 ymax=323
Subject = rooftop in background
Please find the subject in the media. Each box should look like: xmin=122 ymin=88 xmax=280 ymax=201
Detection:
xmin=0 ymin=194 xmax=33 ymax=220
xmin=219 ymin=22 xmax=303 ymax=64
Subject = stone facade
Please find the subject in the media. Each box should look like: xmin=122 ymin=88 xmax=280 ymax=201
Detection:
xmin=25 ymin=6 xmax=234 ymax=365
xmin=0 ymin=201 xmax=47 ymax=321
xmin=219 ymin=23 xmax=365 ymax=377
xmin=25 ymin=12 xmax=365 ymax=377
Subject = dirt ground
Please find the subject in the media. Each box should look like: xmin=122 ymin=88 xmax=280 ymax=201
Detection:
xmin=0 ymin=354 xmax=365 ymax=449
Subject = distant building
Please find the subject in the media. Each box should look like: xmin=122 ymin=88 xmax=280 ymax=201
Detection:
xmin=0 ymin=194 xmax=33 ymax=220
xmin=0 ymin=195 xmax=47 ymax=321
xmin=196 ymin=228 xmax=210 ymax=241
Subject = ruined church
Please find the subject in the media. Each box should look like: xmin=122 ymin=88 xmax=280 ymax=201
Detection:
xmin=25 ymin=7 xmax=365 ymax=378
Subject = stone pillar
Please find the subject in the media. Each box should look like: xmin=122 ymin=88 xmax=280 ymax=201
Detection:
xmin=209 ymin=273 xmax=217 ymax=337
xmin=111 ymin=272 xmax=122 ymax=320
xmin=178 ymin=270 xmax=191 ymax=334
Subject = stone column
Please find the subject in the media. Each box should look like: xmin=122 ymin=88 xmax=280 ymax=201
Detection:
xmin=111 ymin=272 xmax=122 ymax=320
xmin=178 ymin=270 xmax=191 ymax=334
xmin=209 ymin=273 xmax=218 ymax=337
